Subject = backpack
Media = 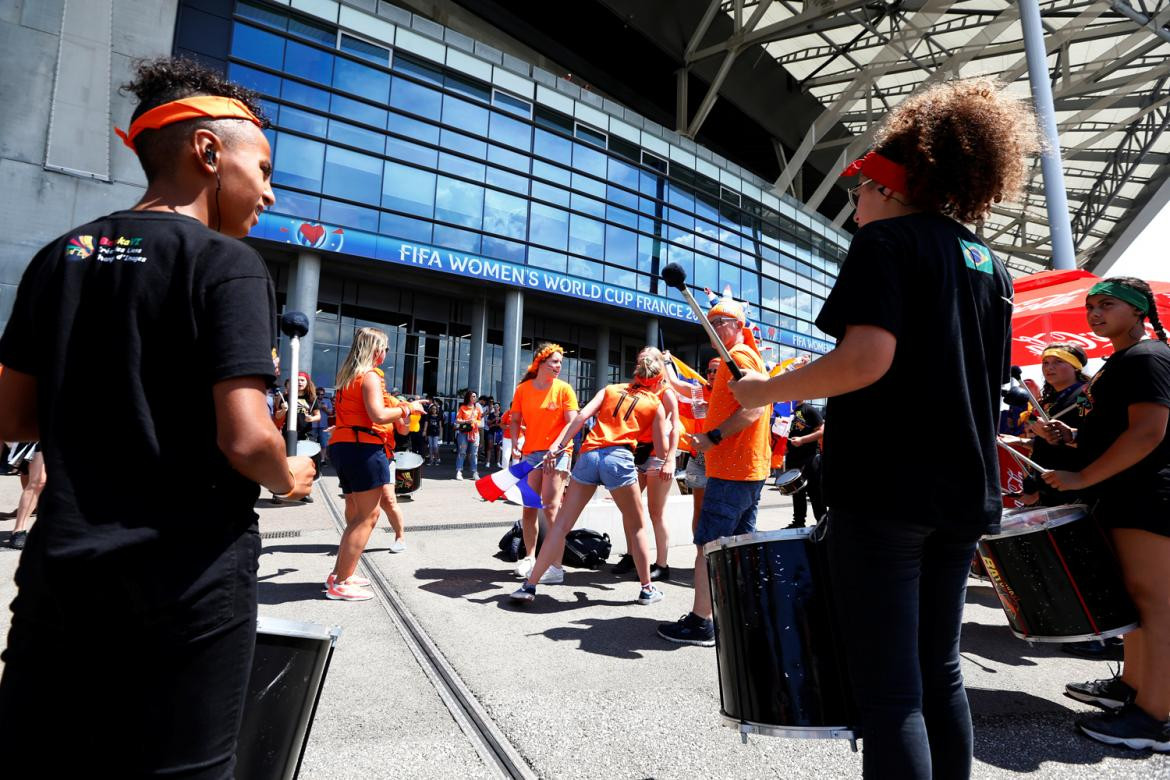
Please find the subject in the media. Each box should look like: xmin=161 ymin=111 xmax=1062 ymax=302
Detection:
xmin=498 ymin=520 xmax=544 ymax=561
xmin=562 ymin=529 xmax=612 ymax=569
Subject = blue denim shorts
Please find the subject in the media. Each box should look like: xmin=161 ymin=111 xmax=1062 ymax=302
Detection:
xmin=694 ymin=477 xmax=764 ymax=545
xmin=329 ymin=442 xmax=391 ymax=494
xmin=571 ymin=446 xmax=637 ymax=490
xmin=524 ymin=448 xmax=571 ymax=473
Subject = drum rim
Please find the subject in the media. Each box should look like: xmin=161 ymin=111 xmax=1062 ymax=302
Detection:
xmin=775 ymin=468 xmax=803 ymax=483
xmin=257 ymin=615 xmax=342 ymax=643
xmin=1009 ymin=622 xmax=1138 ymax=644
xmin=721 ymin=714 xmax=857 ymax=741
xmin=703 ymin=527 xmax=813 ymax=556
xmin=393 ymin=451 xmax=426 ymax=469
xmin=982 ymin=503 xmax=1089 ymax=540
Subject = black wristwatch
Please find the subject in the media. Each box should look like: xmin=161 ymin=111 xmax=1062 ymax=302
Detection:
xmin=707 ymin=428 xmax=723 ymax=445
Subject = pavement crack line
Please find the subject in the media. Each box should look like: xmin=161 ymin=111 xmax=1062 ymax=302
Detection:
xmin=318 ymin=482 xmax=537 ymax=780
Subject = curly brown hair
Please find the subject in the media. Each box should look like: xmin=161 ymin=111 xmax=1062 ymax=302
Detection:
xmin=871 ymin=78 xmax=1040 ymax=224
xmin=121 ymin=57 xmax=269 ymax=181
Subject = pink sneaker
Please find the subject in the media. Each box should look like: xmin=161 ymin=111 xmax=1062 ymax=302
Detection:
xmin=343 ymin=574 xmax=371 ymax=587
xmin=324 ymin=574 xmax=373 ymax=601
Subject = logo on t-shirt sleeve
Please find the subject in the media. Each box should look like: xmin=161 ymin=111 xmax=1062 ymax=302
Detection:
xmin=959 ymin=239 xmax=993 ymax=275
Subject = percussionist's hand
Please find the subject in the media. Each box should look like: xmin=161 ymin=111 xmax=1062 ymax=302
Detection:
xmin=284 ymin=455 xmax=317 ymax=500
xmin=1042 ymin=469 xmax=1085 ymax=492
xmin=729 ymin=370 xmax=773 ymax=408
xmin=692 ymin=433 xmax=714 ymax=453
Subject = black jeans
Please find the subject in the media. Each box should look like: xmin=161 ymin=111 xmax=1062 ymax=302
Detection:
xmin=825 ymin=509 xmax=982 ymax=780
xmin=789 ymin=454 xmax=825 ymax=525
xmin=0 ymin=530 xmax=260 ymax=778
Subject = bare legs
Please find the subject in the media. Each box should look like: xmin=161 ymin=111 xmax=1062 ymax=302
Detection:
xmin=520 ymin=466 xmax=567 ymax=564
xmin=13 ymin=452 xmax=45 ymax=535
xmin=379 ymin=484 xmax=405 ymax=543
xmin=1114 ymin=529 xmax=1170 ymax=718
xmin=333 ymin=487 xmax=382 ymax=581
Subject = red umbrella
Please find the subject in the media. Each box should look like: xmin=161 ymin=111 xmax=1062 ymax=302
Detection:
xmin=1011 ymin=269 xmax=1170 ymax=366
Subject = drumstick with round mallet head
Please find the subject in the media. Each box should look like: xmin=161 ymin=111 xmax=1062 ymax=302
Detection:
xmin=279 ymin=311 xmax=311 ymax=457
xmin=659 ymin=262 xmax=743 ymax=379
xmin=996 ymin=437 xmax=1050 ymax=475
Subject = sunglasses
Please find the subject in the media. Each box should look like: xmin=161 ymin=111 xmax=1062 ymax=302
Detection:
xmin=847 ymin=178 xmax=874 ymax=208
xmin=710 ymin=317 xmax=740 ymax=328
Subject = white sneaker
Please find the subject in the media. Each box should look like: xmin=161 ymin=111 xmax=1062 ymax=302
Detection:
xmin=514 ymin=556 xmax=535 ymax=579
xmin=471 ymin=472 xmax=480 ymax=480
xmin=455 ymin=472 xmax=464 ymax=481
xmin=538 ymin=565 xmax=564 ymax=584
xmin=389 ymin=539 xmax=406 ymax=553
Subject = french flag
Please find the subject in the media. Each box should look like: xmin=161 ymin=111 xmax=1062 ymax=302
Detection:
xmin=476 ymin=461 xmax=543 ymax=508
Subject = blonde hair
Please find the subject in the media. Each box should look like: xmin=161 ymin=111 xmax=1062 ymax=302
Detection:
xmin=335 ymin=327 xmax=388 ymax=389
xmin=631 ymin=347 xmax=665 ymax=387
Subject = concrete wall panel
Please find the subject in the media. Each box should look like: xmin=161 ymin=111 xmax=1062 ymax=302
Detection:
xmin=0 ymin=20 xmax=57 ymax=165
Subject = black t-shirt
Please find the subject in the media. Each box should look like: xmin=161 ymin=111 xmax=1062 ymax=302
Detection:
xmin=423 ymin=408 xmax=442 ymax=436
xmin=815 ymin=213 xmax=1012 ymax=529
xmin=1024 ymin=382 xmax=1090 ymax=504
xmin=785 ymin=403 xmax=824 ymax=467
xmin=0 ymin=211 xmax=276 ymax=560
xmin=1077 ymin=340 xmax=1170 ymax=509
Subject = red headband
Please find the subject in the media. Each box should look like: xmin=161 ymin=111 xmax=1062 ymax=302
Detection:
xmin=841 ymin=151 xmax=908 ymax=196
xmin=115 ymin=96 xmax=262 ymax=152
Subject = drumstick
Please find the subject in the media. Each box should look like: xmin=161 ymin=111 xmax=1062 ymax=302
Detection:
xmin=279 ymin=311 xmax=311 ymax=456
xmin=1050 ymin=402 xmax=1079 ymax=421
xmin=1020 ymin=382 xmax=1050 ymax=423
xmin=996 ymin=438 xmax=1050 ymax=475
xmin=659 ymin=263 xmax=743 ymax=379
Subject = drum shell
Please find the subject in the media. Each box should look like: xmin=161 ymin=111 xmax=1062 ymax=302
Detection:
xmin=978 ymin=507 xmax=1138 ymax=642
xmin=774 ymin=469 xmax=805 ymax=496
xmin=394 ymin=451 xmax=424 ymax=494
xmin=706 ymin=530 xmax=857 ymax=735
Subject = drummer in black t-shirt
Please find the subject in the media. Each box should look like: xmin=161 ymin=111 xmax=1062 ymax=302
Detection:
xmin=784 ymin=401 xmax=824 ymax=528
xmin=0 ymin=58 xmax=314 ymax=777
xmin=1043 ymin=277 xmax=1170 ymax=751
xmin=731 ymin=79 xmax=1035 ymax=778
xmin=1019 ymin=342 xmax=1091 ymax=506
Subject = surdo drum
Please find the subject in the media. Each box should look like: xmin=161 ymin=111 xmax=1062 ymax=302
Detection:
xmin=977 ymin=504 xmax=1138 ymax=643
xmin=705 ymin=527 xmax=858 ymax=744
xmin=393 ymin=451 xmax=424 ymax=495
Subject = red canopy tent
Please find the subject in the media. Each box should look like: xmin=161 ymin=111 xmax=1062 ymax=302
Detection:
xmin=1011 ymin=269 xmax=1170 ymax=367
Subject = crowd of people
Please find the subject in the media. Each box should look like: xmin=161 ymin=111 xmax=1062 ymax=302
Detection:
xmin=0 ymin=54 xmax=1167 ymax=779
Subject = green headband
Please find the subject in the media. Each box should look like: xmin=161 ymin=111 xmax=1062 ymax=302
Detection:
xmin=1088 ymin=281 xmax=1149 ymax=314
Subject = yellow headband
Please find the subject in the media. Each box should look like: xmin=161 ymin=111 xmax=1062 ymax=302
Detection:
xmin=526 ymin=343 xmax=564 ymax=377
xmin=1042 ymin=347 xmax=1084 ymax=371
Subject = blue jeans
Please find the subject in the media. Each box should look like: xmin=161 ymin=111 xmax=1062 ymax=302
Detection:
xmin=455 ymin=432 xmax=478 ymax=474
xmin=693 ymin=477 xmax=764 ymax=545
xmin=824 ymin=509 xmax=982 ymax=780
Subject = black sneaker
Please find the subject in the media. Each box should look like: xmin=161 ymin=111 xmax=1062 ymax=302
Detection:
xmin=657 ymin=612 xmax=715 ymax=646
xmin=1078 ymin=703 xmax=1170 ymax=752
xmin=649 ymin=564 xmax=670 ymax=582
xmin=785 ymin=519 xmax=806 ymax=529
xmin=8 ymin=531 xmax=27 ymax=550
xmin=612 ymin=553 xmax=635 ymax=575
xmin=1065 ymin=674 xmax=1136 ymax=711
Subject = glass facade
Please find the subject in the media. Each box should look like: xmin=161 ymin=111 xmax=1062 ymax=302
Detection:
xmin=217 ymin=1 xmax=845 ymax=357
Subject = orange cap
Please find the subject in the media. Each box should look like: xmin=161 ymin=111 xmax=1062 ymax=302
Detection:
xmin=115 ymin=96 xmax=262 ymax=152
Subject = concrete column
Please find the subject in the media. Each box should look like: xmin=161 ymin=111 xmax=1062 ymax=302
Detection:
xmin=645 ymin=317 xmax=660 ymax=351
xmin=595 ymin=324 xmax=611 ymax=394
xmin=501 ymin=289 xmax=524 ymax=398
xmin=1020 ymin=0 xmax=1076 ymax=269
xmin=468 ymin=296 xmax=487 ymax=394
xmin=286 ymin=251 xmax=321 ymax=381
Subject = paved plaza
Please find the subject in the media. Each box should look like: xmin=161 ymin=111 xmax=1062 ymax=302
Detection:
xmin=1 ymin=460 xmax=1168 ymax=779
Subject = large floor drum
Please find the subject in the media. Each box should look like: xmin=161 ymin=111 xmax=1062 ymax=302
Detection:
xmin=705 ymin=528 xmax=858 ymax=741
xmin=977 ymin=505 xmax=1138 ymax=643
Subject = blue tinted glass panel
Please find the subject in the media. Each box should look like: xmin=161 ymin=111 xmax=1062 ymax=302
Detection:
xmin=323 ymin=146 xmax=382 ymax=204
xmin=572 ymin=142 xmax=606 ymax=177
xmin=534 ymin=129 xmax=572 ymax=165
xmin=529 ymin=203 xmax=568 ymax=250
xmin=486 ymin=168 xmax=528 ymax=196
xmin=607 ymin=157 xmax=638 ymax=187
xmin=330 ymin=94 xmax=386 ymax=128
xmin=333 ymin=58 xmax=390 ymax=103
xmin=570 ymin=192 xmax=604 ymax=219
xmin=571 ymin=171 xmax=605 ymax=200
xmin=532 ymin=160 xmax=569 ymax=187
xmin=695 ymin=194 xmax=718 ymax=222
xmin=445 ymin=72 xmax=491 ymax=103
xmin=383 ymin=162 xmax=435 ymax=217
xmin=228 ymin=63 xmax=281 ymax=97
xmin=284 ymin=40 xmax=333 ymax=84
xmin=390 ymin=78 xmax=441 ymax=120
xmin=231 ymin=22 xmax=284 ymax=68
xmin=340 ymin=34 xmax=389 ymax=66
xmin=439 ymin=128 xmax=486 ymax=158
xmin=438 ymin=152 xmax=485 ymax=183
xmin=605 ymin=225 xmax=637 ymax=267
xmin=279 ymin=105 xmax=327 ymax=136
xmin=321 ymin=199 xmax=379 ymax=232
xmin=488 ymin=112 xmax=531 ymax=151
xmin=568 ymin=214 xmax=603 ymax=259
xmin=288 ymin=16 xmax=334 ymax=45
xmin=492 ymin=91 xmax=531 ymax=117
xmin=719 ymin=263 xmax=742 ymax=296
xmin=667 ymin=207 xmax=694 ymax=232
xmin=394 ymin=55 xmax=442 ymax=85
xmin=442 ymin=95 xmax=489 ymax=135
xmin=388 ymin=112 xmax=439 ymax=144
xmin=528 ymin=247 xmax=566 ymax=272
xmin=482 ymin=236 xmax=526 ymax=263
xmin=271 ymin=187 xmax=320 ymax=220
xmin=568 ymin=257 xmax=601 ymax=281
xmin=259 ymin=98 xmax=279 ymax=122
xmin=282 ymin=79 xmax=330 ymax=112
xmin=386 ymin=137 xmax=437 ymax=167
xmin=435 ymin=177 xmax=484 ymax=229
xmin=531 ymin=181 xmax=569 ymax=208
xmin=667 ymin=183 xmax=694 ymax=210
xmin=237 ymin=1 xmax=287 ymax=29
xmin=273 ymin=133 xmax=324 ymax=191
xmin=694 ymin=252 xmax=718 ymax=291
xmin=605 ymin=265 xmax=636 ymax=289
xmin=666 ymin=245 xmax=693 ymax=278
xmin=487 ymin=144 xmax=529 ymax=174
xmin=606 ymin=184 xmax=638 ymax=211
xmin=741 ymin=270 xmax=760 ymax=304
xmin=380 ymin=212 xmax=432 ymax=242
xmin=639 ymin=171 xmax=662 ymax=197
xmin=637 ymin=235 xmax=657 ymax=275
xmin=605 ymin=204 xmax=637 ymax=229
xmin=327 ymin=119 xmax=382 ymax=150
xmin=483 ymin=190 xmax=527 ymax=239
xmin=433 ymin=224 xmax=481 ymax=254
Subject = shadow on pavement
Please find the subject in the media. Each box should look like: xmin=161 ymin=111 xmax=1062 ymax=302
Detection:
xmin=537 ymin=615 xmax=691 ymax=659
xmin=414 ymin=566 xmax=626 ymax=601
xmin=959 ymin=620 xmax=1068 ymax=668
xmin=260 ymin=543 xmax=337 ymax=556
xmin=258 ymin=580 xmax=328 ymax=605
xmin=473 ymin=590 xmax=630 ymax=614
xmin=964 ymin=583 xmax=1004 ymax=610
xmin=257 ymin=567 xmax=298 ymax=582
xmin=969 ymin=688 xmax=1152 ymax=772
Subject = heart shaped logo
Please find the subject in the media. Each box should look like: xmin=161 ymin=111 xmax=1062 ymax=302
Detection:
xmin=298 ymin=223 xmax=326 ymax=247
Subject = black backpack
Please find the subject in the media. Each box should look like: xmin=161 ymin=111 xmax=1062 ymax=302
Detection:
xmin=498 ymin=520 xmax=544 ymax=561
xmin=562 ymin=529 xmax=612 ymax=569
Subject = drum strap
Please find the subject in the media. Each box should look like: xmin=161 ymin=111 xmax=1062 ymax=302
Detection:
xmin=346 ymin=425 xmax=384 ymax=443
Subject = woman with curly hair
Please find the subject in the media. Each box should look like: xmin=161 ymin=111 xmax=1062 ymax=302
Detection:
xmin=1043 ymin=277 xmax=1170 ymax=751
xmin=731 ymin=78 xmax=1039 ymax=778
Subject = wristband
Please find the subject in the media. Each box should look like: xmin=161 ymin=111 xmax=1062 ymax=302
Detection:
xmin=707 ymin=428 xmax=723 ymax=445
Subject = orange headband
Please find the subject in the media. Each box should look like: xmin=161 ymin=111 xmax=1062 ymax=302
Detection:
xmin=526 ymin=344 xmax=564 ymax=377
xmin=114 ymin=96 xmax=262 ymax=152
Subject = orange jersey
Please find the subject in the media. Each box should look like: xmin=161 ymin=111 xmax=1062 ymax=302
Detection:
xmin=456 ymin=404 xmax=482 ymax=439
xmin=705 ymin=344 xmax=771 ymax=481
xmin=510 ymin=378 xmax=579 ymax=452
xmin=331 ymin=368 xmax=387 ymax=445
xmin=581 ymin=383 xmax=663 ymax=454
xmin=500 ymin=409 xmax=514 ymax=439
xmin=635 ymin=382 xmax=672 ymax=445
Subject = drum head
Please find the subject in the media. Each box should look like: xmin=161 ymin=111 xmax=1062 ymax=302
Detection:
xmin=985 ymin=503 xmax=1087 ymax=539
xmin=704 ymin=527 xmax=813 ymax=556
xmin=394 ymin=451 xmax=425 ymax=470
xmin=295 ymin=440 xmax=321 ymax=458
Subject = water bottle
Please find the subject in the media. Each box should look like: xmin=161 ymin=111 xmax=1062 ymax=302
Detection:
xmin=691 ymin=383 xmax=707 ymax=420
